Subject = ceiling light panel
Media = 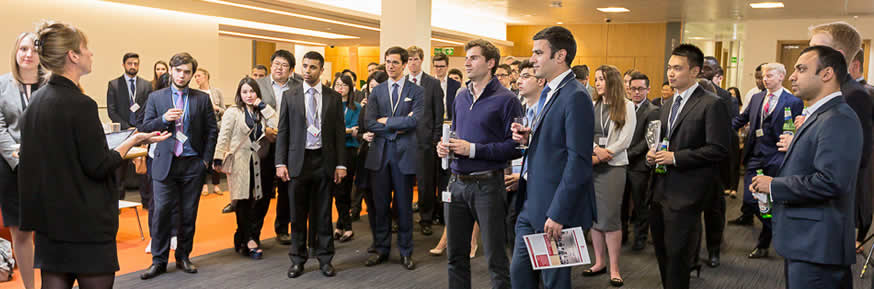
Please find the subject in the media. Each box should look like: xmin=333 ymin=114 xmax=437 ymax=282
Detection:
xmin=596 ymin=7 xmax=631 ymax=13
xmin=749 ymin=2 xmax=785 ymax=8
xmin=218 ymin=30 xmax=327 ymax=46
xmin=203 ymin=0 xmax=381 ymax=31
xmin=216 ymin=17 xmax=358 ymax=39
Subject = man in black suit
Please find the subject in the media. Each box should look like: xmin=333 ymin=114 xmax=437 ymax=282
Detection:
xmin=276 ymin=51 xmax=346 ymax=278
xmin=107 ymin=52 xmax=152 ymax=199
xmin=405 ymin=46 xmax=444 ymax=236
xmin=646 ymin=44 xmax=730 ymax=289
xmin=624 ymin=72 xmax=660 ymax=251
xmin=140 ymin=52 xmax=218 ymax=279
xmin=432 ymin=53 xmax=460 ymax=225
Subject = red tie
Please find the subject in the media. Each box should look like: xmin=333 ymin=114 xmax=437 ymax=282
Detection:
xmin=764 ymin=94 xmax=773 ymax=115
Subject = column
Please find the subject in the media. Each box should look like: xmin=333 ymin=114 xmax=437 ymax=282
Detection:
xmin=380 ymin=0 xmax=432 ymax=73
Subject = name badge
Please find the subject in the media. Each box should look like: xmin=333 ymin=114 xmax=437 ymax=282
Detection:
xmin=251 ymin=139 xmax=261 ymax=152
xmin=176 ymin=132 xmax=188 ymax=143
xmin=442 ymin=190 xmax=451 ymax=203
xmin=129 ymin=103 xmax=140 ymax=112
xmin=598 ymin=137 xmax=608 ymax=147
xmin=755 ymin=129 xmax=764 ymax=138
xmin=308 ymin=125 xmax=321 ymax=136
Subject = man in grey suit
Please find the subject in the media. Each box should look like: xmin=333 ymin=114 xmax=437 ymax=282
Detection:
xmin=276 ymin=51 xmax=346 ymax=278
xmin=256 ymin=49 xmax=301 ymax=245
xmin=751 ymin=45 xmax=862 ymax=289
xmin=405 ymin=45 xmax=444 ymax=235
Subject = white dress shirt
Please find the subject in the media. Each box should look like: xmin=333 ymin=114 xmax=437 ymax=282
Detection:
xmin=408 ymin=71 xmax=423 ymax=86
xmin=271 ymin=75 xmax=291 ymax=111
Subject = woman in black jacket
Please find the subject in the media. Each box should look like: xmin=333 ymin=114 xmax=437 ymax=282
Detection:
xmin=18 ymin=21 xmax=169 ymax=289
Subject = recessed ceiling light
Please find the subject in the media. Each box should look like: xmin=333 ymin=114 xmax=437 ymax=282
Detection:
xmin=556 ymin=21 xmax=564 ymax=24
xmin=218 ymin=30 xmax=327 ymax=46
xmin=749 ymin=2 xmax=784 ymax=8
xmin=431 ymin=38 xmax=465 ymax=46
xmin=203 ymin=0 xmax=381 ymax=31
xmin=217 ymin=17 xmax=357 ymax=39
xmin=597 ymin=7 xmax=631 ymax=13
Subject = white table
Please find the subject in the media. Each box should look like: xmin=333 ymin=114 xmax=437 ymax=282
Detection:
xmin=119 ymin=200 xmax=145 ymax=240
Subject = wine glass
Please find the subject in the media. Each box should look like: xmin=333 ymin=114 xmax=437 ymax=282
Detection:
xmin=514 ymin=116 xmax=530 ymax=149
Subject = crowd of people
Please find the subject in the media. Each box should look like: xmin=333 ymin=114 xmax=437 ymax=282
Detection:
xmin=0 ymin=19 xmax=872 ymax=289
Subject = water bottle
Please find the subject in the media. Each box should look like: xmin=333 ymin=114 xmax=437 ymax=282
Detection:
xmin=654 ymin=138 xmax=669 ymax=174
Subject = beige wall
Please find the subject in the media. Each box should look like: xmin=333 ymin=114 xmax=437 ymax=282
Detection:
xmin=741 ymin=17 xmax=874 ymax=94
xmin=0 ymin=0 xmax=252 ymax=122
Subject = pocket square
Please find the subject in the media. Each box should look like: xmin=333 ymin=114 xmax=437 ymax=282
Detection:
xmin=404 ymin=97 xmax=412 ymax=102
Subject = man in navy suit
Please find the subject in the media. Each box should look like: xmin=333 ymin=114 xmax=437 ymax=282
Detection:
xmin=732 ymin=63 xmax=803 ymax=259
xmin=363 ymin=46 xmax=424 ymax=270
xmin=510 ymin=26 xmax=596 ymax=289
xmin=431 ymin=53 xmax=460 ymax=224
xmin=751 ymin=45 xmax=862 ymax=289
xmin=139 ymin=53 xmax=218 ymax=280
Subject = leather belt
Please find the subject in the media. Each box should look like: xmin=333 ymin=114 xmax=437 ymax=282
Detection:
xmin=453 ymin=170 xmax=502 ymax=181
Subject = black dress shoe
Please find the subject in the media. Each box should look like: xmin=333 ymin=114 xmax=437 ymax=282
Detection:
xmin=707 ymin=250 xmax=720 ymax=268
xmin=421 ymin=224 xmax=433 ymax=236
xmin=176 ymin=258 xmax=198 ymax=273
xmin=367 ymin=246 xmax=377 ymax=254
xmin=690 ymin=264 xmax=702 ymax=278
xmin=140 ymin=263 xmax=166 ymax=280
xmin=728 ymin=215 xmax=754 ymax=226
xmin=391 ymin=223 xmax=399 ymax=233
xmin=277 ymin=233 xmax=292 ymax=245
xmin=631 ymin=239 xmax=646 ymax=251
xmin=365 ymin=254 xmax=388 ymax=266
xmin=287 ymin=264 xmax=304 ymax=278
xmin=320 ymin=263 xmax=336 ymax=277
xmin=221 ymin=203 xmax=235 ymax=214
xmin=401 ymin=256 xmax=415 ymax=270
xmin=748 ymin=248 xmax=769 ymax=259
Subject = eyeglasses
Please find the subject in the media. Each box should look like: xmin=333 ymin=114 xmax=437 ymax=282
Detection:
xmin=272 ymin=61 xmax=290 ymax=69
xmin=629 ymin=87 xmax=649 ymax=93
xmin=518 ymin=74 xmax=535 ymax=80
xmin=433 ymin=65 xmax=447 ymax=69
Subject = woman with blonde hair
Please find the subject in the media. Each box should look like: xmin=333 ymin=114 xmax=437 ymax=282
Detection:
xmin=193 ymin=67 xmax=225 ymax=195
xmin=581 ymin=65 xmax=636 ymax=287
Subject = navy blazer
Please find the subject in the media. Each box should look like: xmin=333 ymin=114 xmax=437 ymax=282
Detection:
xmin=771 ymin=96 xmax=862 ymax=266
xmin=732 ymin=89 xmax=803 ymax=170
xmin=445 ymin=77 xmax=461 ymax=120
xmin=141 ymin=87 xmax=218 ymax=181
xmin=517 ymin=71 xmax=596 ymax=229
xmin=364 ymin=79 xmax=424 ymax=175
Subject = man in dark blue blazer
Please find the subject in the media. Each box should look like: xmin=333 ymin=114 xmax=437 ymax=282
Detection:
xmin=510 ymin=26 xmax=596 ymax=289
xmin=363 ymin=46 xmax=424 ymax=270
xmin=139 ymin=53 xmax=218 ymax=280
xmin=731 ymin=63 xmax=803 ymax=259
xmin=751 ymin=46 xmax=861 ymax=289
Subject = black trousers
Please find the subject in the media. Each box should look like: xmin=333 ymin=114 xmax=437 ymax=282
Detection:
xmin=650 ymin=202 xmax=701 ymax=289
xmin=288 ymin=149 xmax=334 ymax=266
xmin=701 ymin=191 xmax=725 ymax=256
xmin=334 ymin=147 xmax=358 ymax=231
xmin=436 ymin=166 xmax=450 ymax=223
xmin=234 ymin=157 xmax=272 ymax=251
xmin=416 ymin=145 xmax=438 ymax=225
xmin=115 ymin=160 xmax=131 ymax=199
xmin=627 ymin=170 xmax=652 ymax=242
xmin=266 ymin=144 xmax=291 ymax=236
xmin=151 ymin=156 xmax=206 ymax=264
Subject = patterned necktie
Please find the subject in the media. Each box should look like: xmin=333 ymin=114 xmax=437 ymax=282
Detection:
xmin=129 ymin=79 xmax=136 ymax=105
xmin=764 ymin=93 xmax=774 ymax=116
xmin=308 ymin=88 xmax=319 ymax=128
xmin=391 ymin=83 xmax=400 ymax=115
xmin=412 ymin=77 xmax=418 ymax=85
xmin=174 ymin=91 xmax=184 ymax=157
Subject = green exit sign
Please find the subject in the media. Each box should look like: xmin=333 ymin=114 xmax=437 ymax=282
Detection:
xmin=434 ymin=47 xmax=455 ymax=56
xmin=730 ymin=57 xmax=738 ymax=63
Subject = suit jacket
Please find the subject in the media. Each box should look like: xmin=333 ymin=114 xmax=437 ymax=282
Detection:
xmin=275 ymin=83 xmax=345 ymax=179
xmin=406 ymin=73 xmax=444 ymax=146
xmin=771 ymin=96 xmax=862 ymax=266
xmin=364 ymin=79 xmax=424 ymax=175
xmin=255 ymin=76 xmax=302 ymax=110
xmin=0 ymin=73 xmax=27 ymax=169
xmin=649 ymin=86 xmax=730 ymax=211
xmin=627 ymin=100 xmax=661 ymax=172
xmin=107 ymin=75 xmax=151 ymax=129
xmin=18 ymin=75 xmax=125 ymax=242
xmin=141 ymin=87 xmax=218 ymax=181
xmin=444 ymin=77 xmax=461 ymax=121
xmin=517 ymin=71 xmax=596 ymax=229
xmin=732 ymin=89 xmax=803 ymax=171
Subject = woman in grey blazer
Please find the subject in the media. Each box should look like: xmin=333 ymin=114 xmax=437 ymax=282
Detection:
xmin=0 ymin=32 xmax=44 ymax=289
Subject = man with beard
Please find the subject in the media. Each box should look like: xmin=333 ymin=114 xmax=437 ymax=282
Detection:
xmin=106 ymin=53 xmax=152 ymax=199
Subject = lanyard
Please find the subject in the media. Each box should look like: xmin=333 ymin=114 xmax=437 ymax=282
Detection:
xmin=389 ymin=82 xmax=402 ymax=116
xmin=598 ymin=101 xmax=610 ymax=139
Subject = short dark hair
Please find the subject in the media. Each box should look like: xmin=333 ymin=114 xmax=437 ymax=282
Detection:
xmin=519 ymin=60 xmax=536 ymax=73
xmin=715 ymin=67 xmax=724 ymax=77
xmin=464 ymin=39 xmax=501 ymax=75
xmin=629 ymin=72 xmax=650 ymax=87
xmin=572 ymin=65 xmax=589 ymax=80
xmin=384 ymin=46 xmax=409 ymax=64
xmin=122 ymin=52 xmax=139 ymax=63
xmin=169 ymin=52 xmax=198 ymax=71
xmin=432 ymin=53 xmax=449 ymax=64
xmin=368 ymin=62 xmax=379 ymax=67
xmin=854 ymin=50 xmax=864 ymax=65
xmin=671 ymin=44 xmax=704 ymax=71
xmin=532 ymin=26 xmax=577 ymax=67
xmin=253 ymin=64 xmax=267 ymax=72
xmin=448 ymin=68 xmax=463 ymax=79
xmin=342 ymin=69 xmax=357 ymax=81
xmin=623 ymin=69 xmax=638 ymax=77
xmin=271 ymin=49 xmax=295 ymax=68
xmin=802 ymin=45 xmax=849 ymax=84
xmin=496 ymin=64 xmax=512 ymax=75
xmin=303 ymin=51 xmax=325 ymax=68
xmin=510 ymin=60 xmax=522 ymax=67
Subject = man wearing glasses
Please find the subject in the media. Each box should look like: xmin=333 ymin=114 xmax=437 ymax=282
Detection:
xmin=624 ymin=72 xmax=660 ymax=251
xmin=495 ymin=64 xmax=513 ymax=91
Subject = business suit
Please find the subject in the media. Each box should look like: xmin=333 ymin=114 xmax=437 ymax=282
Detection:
xmin=107 ymin=75 xmax=151 ymax=129
xmin=141 ymin=86 xmax=218 ymax=266
xmin=624 ymin=99 xmax=660 ymax=245
xmin=442 ymin=76 xmax=461 ymax=121
xmin=649 ymin=85 xmax=730 ymax=289
xmin=275 ymin=81 xmax=345 ymax=266
xmin=731 ymin=89 xmax=803 ymax=250
xmin=365 ymin=79 xmax=423 ymax=258
xmin=435 ymin=76 xmax=460 ymax=223
xmin=407 ymin=73 xmax=444 ymax=227
xmin=256 ymin=75 xmax=302 ymax=238
xmin=843 ymin=77 xmax=874 ymax=244
xmin=510 ymin=71 xmax=596 ymax=289
xmin=771 ymin=95 xmax=861 ymax=289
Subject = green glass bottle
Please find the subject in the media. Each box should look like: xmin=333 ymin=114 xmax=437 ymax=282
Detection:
xmin=654 ymin=138 xmax=669 ymax=174
xmin=754 ymin=169 xmax=772 ymax=219
xmin=782 ymin=107 xmax=795 ymax=135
